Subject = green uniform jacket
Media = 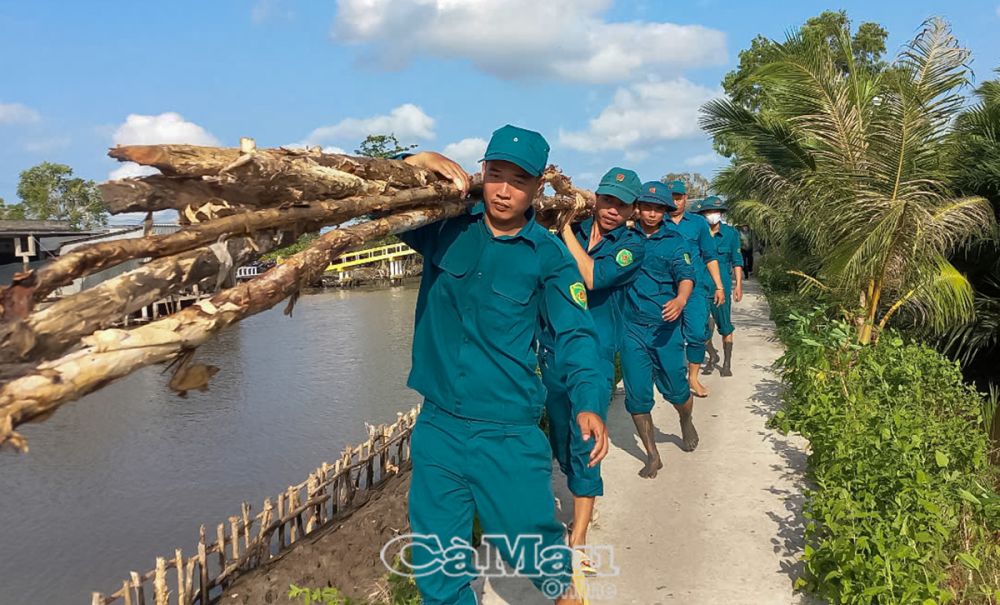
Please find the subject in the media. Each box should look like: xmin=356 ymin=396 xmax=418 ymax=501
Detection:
xmin=539 ymin=218 xmax=646 ymax=358
xmin=624 ymin=223 xmax=697 ymax=324
xmin=400 ymin=202 xmax=607 ymax=425
xmin=710 ymin=223 xmax=744 ymax=293
xmin=664 ymin=212 xmax=718 ymax=294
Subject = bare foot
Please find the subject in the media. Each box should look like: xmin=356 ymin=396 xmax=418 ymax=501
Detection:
xmin=638 ymin=454 xmax=663 ymax=478
xmin=680 ymin=412 xmax=699 ymax=452
xmin=690 ymin=378 xmax=710 ymax=398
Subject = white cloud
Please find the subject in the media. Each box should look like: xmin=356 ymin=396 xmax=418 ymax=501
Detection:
xmin=109 ymin=112 xmax=219 ymax=180
xmin=23 ymin=136 xmax=71 ymax=153
xmin=284 ymin=142 xmax=348 ymax=154
xmin=442 ymin=137 xmax=487 ymax=172
xmin=685 ymin=152 xmax=723 ymax=167
xmin=559 ymin=78 xmax=721 ymax=153
xmin=302 ymin=104 xmax=435 ymax=146
xmin=332 ymin=0 xmax=726 ymax=83
xmin=112 ymin=112 xmax=219 ymax=147
xmin=109 ymin=163 xmax=160 ymax=181
xmin=0 ymin=102 xmax=41 ymax=124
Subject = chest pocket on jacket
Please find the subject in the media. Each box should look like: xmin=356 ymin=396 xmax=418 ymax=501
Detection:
xmin=482 ymin=268 xmax=537 ymax=339
xmin=490 ymin=271 xmax=536 ymax=305
xmin=430 ymin=234 xmax=477 ymax=278
xmin=645 ymin=251 xmax=676 ymax=295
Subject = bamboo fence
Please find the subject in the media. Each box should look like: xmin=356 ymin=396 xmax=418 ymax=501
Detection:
xmin=91 ymin=406 xmax=419 ymax=605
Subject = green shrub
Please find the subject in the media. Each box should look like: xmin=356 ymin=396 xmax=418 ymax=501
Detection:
xmin=770 ymin=306 xmax=1000 ymax=603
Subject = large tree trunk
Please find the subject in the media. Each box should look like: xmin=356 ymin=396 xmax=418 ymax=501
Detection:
xmin=101 ymin=145 xmax=439 ymax=214
xmin=0 ymin=233 xmax=276 ymax=365
xmin=21 ymin=181 xmax=464 ymax=304
xmin=0 ymin=201 xmax=469 ymax=452
xmin=0 ymin=141 xmax=600 ymax=453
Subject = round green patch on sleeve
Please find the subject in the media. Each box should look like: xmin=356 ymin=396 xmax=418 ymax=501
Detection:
xmin=615 ymin=248 xmax=634 ymax=267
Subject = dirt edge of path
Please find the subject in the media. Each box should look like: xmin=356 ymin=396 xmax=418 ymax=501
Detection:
xmin=224 ymin=464 xmax=412 ymax=604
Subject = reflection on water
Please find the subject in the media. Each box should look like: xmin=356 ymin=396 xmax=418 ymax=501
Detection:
xmin=0 ymin=285 xmax=421 ymax=605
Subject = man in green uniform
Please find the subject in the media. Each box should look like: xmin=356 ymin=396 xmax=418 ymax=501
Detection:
xmin=397 ymin=125 xmax=609 ymax=605
xmin=694 ymin=196 xmax=744 ymax=377
xmin=540 ymin=167 xmax=644 ymax=562
xmin=662 ymin=181 xmax=725 ymax=398
xmin=620 ymin=182 xmax=697 ymax=478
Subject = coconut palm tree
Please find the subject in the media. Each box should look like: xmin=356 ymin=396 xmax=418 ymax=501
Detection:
xmin=701 ymin=18 xmax=996 ymax=344
xmin=942 ymin=70 xmax=1000 ymax=364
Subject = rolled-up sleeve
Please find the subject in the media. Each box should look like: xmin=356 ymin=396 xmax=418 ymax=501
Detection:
xmin=541 ymin=250 xmax=608 ymax=417
xmin=592 ymin=235 xmax=646 ymax=292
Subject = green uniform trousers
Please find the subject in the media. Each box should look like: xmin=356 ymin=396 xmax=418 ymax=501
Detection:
xmin=408 ymin=403 xmax=572 ymax=604
xmin=540 ymin=348 xmax=614 ymax=498
xmin=709 ymin=296 xmax=735 ymax=337
xmin=621 ymin=319 xmax=690 ymax=413
xmin=682 ymin=292 xmax=711 ymax=365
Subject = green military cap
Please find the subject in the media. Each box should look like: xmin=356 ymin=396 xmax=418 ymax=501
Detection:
xmin=697 ymin=195 xmax=727 ymax=212
xmin=481 ymin=124 xmax=550 ymax=177
xmin=667 ymin=179 xmax=687 ymax=195
xmin=636 ymin=181 xmax=677 ymax=209
xmin=595 ymin=167 xmax=642 ymax=204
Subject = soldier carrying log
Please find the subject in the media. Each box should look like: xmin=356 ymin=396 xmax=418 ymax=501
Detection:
xmin=394 ymin=124 xmax=609 ymax=605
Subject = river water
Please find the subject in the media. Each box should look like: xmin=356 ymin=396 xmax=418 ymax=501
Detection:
xmin=0 ymin=285 xmax=422 ymax=605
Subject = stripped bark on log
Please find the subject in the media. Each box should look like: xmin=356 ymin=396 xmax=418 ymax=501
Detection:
xmin=0 ymin=139 xmax=598 ymax=453
xmin=101 ymin=146 xmax=437 ymax=214
xmin=23 ymin=181 xmax=465 ymax=304
xmin=0 ymin=201 xmax=468 ymax=452
xmin=0 ymin=234 xmax=279 ymax=365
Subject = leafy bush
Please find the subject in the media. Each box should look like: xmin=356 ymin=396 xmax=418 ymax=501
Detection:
xmin=771 ymin=306 xmax=1000 ymax=603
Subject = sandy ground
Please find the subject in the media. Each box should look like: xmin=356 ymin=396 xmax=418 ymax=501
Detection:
xmin=480 ymin=280 xmax=816 ymax=604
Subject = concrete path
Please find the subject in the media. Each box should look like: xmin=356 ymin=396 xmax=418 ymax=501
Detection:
xmin=480 ymin=281 xmax=814 ymax=604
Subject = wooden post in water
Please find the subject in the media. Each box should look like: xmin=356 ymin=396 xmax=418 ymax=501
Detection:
xmin=286 ymin=486 xmax=298 ymax=544
xmin=184 ymin=557 xmax=197 ymax=605
xmin=229 ymin=516 xmax=240 ymax=561
xmin=305 ymin=473 xmax=318 ymax=534
xmin=216 ymin=524 xmax=226 ymax=573
xmin=241 ymin=502 xmax=252 ymax=553
xmin=276 ymin=492 xmax=286 ymax=548
xmin=197 ymin=526 xmax=209 ymax=605
xmin=154 ymin=557 xmax=168 ymax=605
xmin=174 ymin=549 xmax=187 ymax=605
xmin=130 ymin=571 xmax=145 ymax=605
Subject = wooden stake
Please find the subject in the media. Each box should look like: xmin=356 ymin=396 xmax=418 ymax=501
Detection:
xmin=154 ymin=557 xmax=168 ymax=605
xmin=174 ymin=549 xmax=187 ymax=605
xmin=130 ymin=572 xmax=145 ymax=605
xmin=241 ymin=502 xmax=251 ymax=552
xmin=216 ymin=523 xmax=226 ymax=571
xmin=197 ymin=526 xmax=209 ymax=605
xmin=229 ymin=516 xmax=240 ymax=561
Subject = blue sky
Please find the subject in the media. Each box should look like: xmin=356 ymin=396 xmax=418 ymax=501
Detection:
xmin=1 ymin=0 xmax=999 ymax=224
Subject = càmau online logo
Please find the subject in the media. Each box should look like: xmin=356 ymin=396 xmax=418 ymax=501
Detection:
xmin=381 ymin=533 xmax=620 ymax=578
